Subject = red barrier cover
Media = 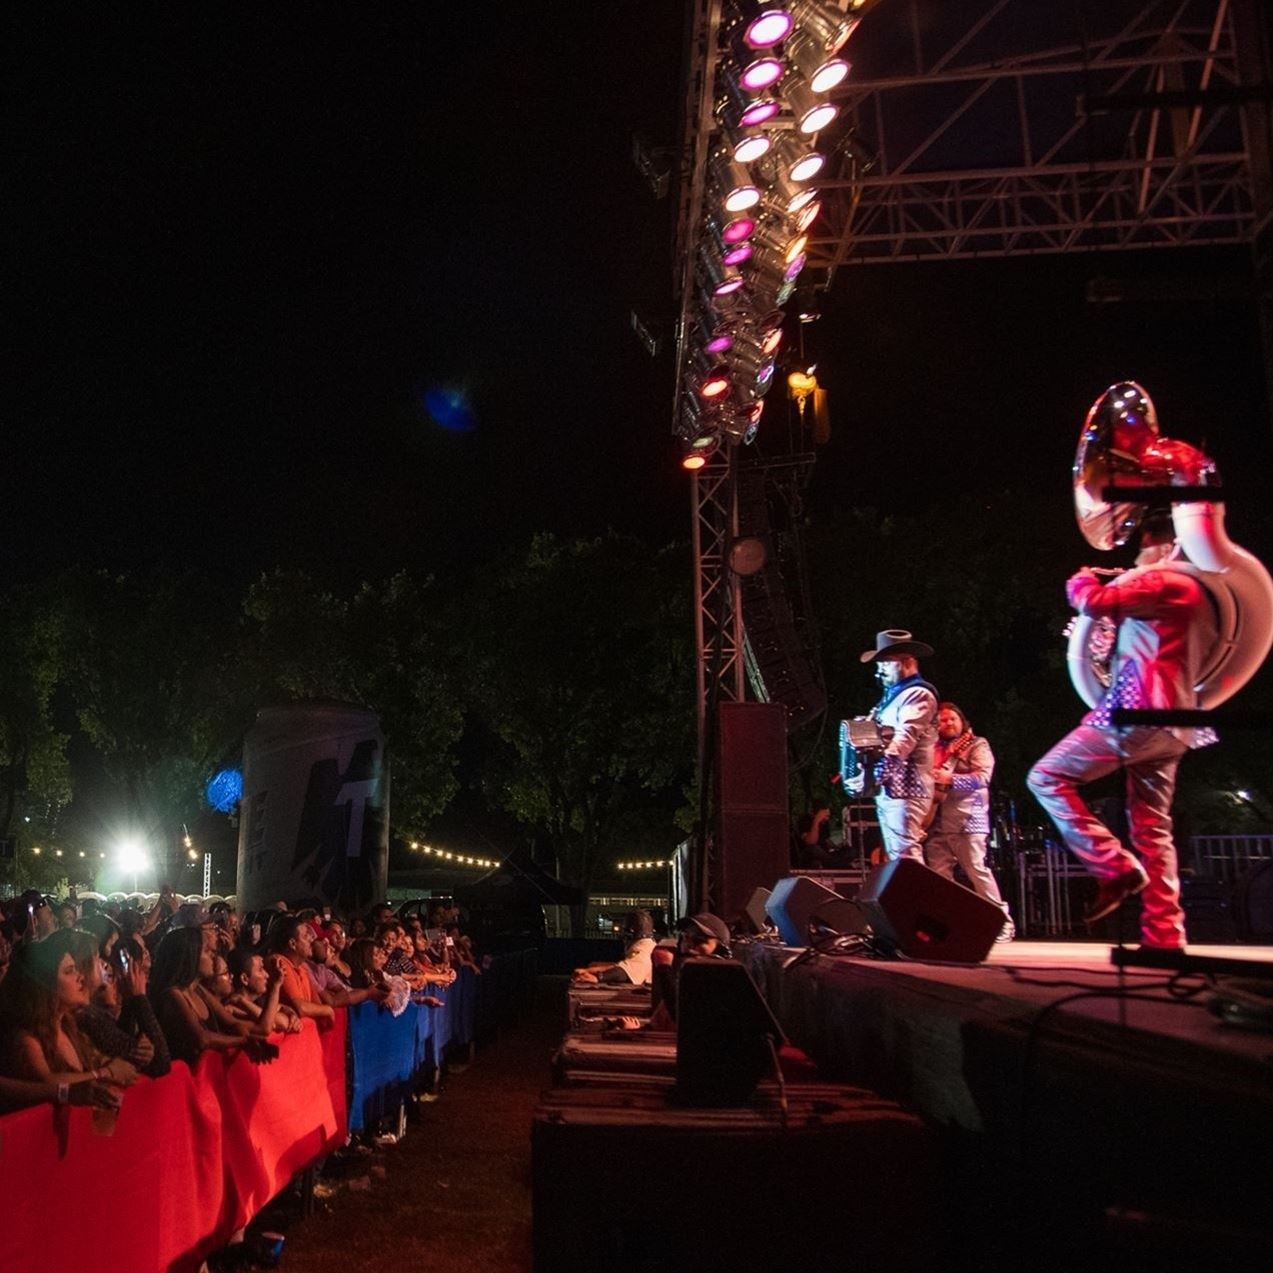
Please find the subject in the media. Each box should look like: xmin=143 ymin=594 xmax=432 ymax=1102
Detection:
xmin=0 ymin=1064 xmax=225 ymax=1272
xmin=0 ymin=1012 xmax=348 ymax=1272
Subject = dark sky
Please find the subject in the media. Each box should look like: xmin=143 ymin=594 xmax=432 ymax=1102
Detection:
xmin=8 ymin=1 xmax=1272 ymax=594
xmin=8 ymin=1 xmax=688 ymax=590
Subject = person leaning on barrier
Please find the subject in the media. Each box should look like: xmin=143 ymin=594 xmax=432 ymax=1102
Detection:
xmin=571 ymin=910 xmax=657 ymax=985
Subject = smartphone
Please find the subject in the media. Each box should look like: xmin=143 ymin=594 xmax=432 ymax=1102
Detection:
xmin=251 ymin=923 xmax=262 ymax=945
xmin=323 ymin=908 xmax=331 ymax=921
xmin=445 ymin=936 xmax=455 ymax=947
xmin=118 ymin=948 xmax=131 ymax=973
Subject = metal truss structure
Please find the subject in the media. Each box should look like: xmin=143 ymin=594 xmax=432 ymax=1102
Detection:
xmin=677 ymin=0 xmax=1271 ymax=905
xmin=811 ymin=0 xmax=1266 ymax=274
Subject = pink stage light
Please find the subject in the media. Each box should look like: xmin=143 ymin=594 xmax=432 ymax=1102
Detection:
xmin=739 ymin=57 xmax=784 ymax=92
xmin=738 ymin=97 xmax=781 ymax=127
xmin=745 ymin=8 xmax=795 ymax=49
xmin=722 ymin=215 xmax=757 ymax=244
xmin=722 ymin=242 xmax=753 ymax=267
xmin=705 ymin=331 xmax=734 ymax=354
xmin=713 ymin=276 xmax=746 ymax=298
xmin=783 ymin=252 xmax=807 ymax=281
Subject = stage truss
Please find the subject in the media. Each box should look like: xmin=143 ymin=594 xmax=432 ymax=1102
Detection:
xmin=677 ymin=0 xmax=1271 ymax=908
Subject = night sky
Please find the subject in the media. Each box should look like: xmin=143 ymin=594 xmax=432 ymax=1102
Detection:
xmin=8 ymin=1 xmax=1272 ymax=595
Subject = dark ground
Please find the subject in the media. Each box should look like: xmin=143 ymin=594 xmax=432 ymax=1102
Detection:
xmin=271 ymin=979 xmax=566 ymax=1273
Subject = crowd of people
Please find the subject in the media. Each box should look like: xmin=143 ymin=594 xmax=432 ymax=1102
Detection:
xmin=0 ymin=887 xmax=483 ymax=1116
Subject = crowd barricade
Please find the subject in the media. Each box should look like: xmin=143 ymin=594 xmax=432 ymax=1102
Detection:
xmin=0 ymin=1010 xmax=347 ymax=1273
xmin=0 ymin=952 xmax=536 ymax=1270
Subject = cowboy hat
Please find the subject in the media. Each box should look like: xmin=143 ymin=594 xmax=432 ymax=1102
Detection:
xmin=859 ymin=629 xmax=934 ymax=663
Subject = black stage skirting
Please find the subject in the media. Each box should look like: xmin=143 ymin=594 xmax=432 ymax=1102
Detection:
xmin=738 ymin=939 xmax=1273 ymax=1267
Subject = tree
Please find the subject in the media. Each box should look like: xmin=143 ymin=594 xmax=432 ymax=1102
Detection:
xmin=0 ymin=586 xmax=74 ymax=893
xmin=460 ymin=533 xmax=695 ymax=933
xmin=235 ymin=568 xmax=464 ymax=831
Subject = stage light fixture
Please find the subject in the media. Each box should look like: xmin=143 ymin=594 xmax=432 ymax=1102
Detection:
xmin=791 ymin=0 xmax=854 ymax=53
xmin=761 ymin=324 xmax=784 ymax=355
xmin=794 ymin=197 xmax=822 ymax=231
xmin=732 ymin=37 xmax=786 ymax=92
xmin=739 ymin=96 xmax=781 ymax=127
xmin=741 ymin=3 xmax=795 ymax=48
xmin=788 ymin=31 xmax=850 ymax=92
xmin=711 ymin=150 xmax=762 ymax=212
xmin=783 ymin=76 xmax=840 ymax=134
xmin=718 ymin=69 xmax=784 ymax=130
xmin=695 ymin=313 xmax=736 ymax=355
xmin=682 ymin=452 xmax=709 ymax=471
xmin=727 ymin=127 xmax=773 ymax=165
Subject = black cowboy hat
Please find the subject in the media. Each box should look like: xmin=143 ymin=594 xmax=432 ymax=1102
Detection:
xmin=859 ymin=629 xmax=934 ymax=663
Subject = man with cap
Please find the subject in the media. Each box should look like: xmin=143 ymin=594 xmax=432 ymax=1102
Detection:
xmin=845 ymin=630 xmax=940 ymax=863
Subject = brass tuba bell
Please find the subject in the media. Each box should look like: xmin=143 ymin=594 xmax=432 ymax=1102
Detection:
xmin=1068 ymin=381 xmax=1273 ymax=710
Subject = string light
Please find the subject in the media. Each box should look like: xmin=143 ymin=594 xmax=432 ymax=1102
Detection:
xmin=616 ymin=859 xmax=671 ymax=870
xmin=407 ymin=840 xmax=498 ymax=870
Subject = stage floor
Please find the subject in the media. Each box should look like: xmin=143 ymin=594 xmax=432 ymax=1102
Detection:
xmin=738 ymin=935 xmax=1273 ymax=1263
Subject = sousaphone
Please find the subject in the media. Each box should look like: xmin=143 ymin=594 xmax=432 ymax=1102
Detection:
xmin=1068 ymin=380 xmax=1273 ymax=709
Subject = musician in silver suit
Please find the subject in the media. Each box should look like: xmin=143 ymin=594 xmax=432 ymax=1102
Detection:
xmin=845 ymin=630 xmax=939 ymax=862
xmin=924 ymin=702 xmax=1014 ymax=940
xmin=1028 ymin=513 xmax=1217 ymax=948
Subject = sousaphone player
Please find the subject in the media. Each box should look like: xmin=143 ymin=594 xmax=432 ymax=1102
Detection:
xmin=1029 ymin=382 xmax=1273 ymax=950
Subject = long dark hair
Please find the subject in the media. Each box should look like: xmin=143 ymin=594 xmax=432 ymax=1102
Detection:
xmin=149 ymin=927 xmax=204 ymax=1003
xmin=0 ymin=929 xmax=95 ymax=1069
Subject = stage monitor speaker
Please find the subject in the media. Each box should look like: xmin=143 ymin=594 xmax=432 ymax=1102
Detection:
xmin=743 ymin=886 xmax=771 ymax=934
xmin=676 ymin=958 xmax=784 ymax=1106
xmin=858 ymin=859 xmax=1003 ymax=963
xmin=765 ymin=874 xmax=864 ymax=946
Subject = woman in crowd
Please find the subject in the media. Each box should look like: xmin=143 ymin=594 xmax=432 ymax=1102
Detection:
xmin=148 ymin=927 xmax=273 ymax=1065
xmin=0 ymin=929 xmax=138 ymax=1101
xmin=219 ymin=949 xmax=302 ymax=1036
xmin=83 ymin=935 xmax=171 ymax=1078
xmin=324 ymin=920 xmax=354 ymax=981
xmin=346 ymin=937 xmax=389 ymax=991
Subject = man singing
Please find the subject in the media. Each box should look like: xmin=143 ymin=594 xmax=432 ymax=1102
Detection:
xmin=925 ymin=702 xmax=1015 ymax=941
xmin=1028 ymin=513 xmax=1217 ymax=949
xmin=846 ymin=630 xmax=939 ymax=863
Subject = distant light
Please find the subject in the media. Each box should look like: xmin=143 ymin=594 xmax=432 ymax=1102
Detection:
xmin=206 ymin=768 xmax=243 ymax=814
xmin=1236 ymin=789 xmax=1252 ymax=802
xmin=33 ymin=846 xmax=41 ymax=856
xmin=424 ymin=386 xmax=476 ymax=433
xmin=745 ymin=7 xmax=794 ymax=48
xmin=55 ymin=849 xmax=63 ymax=858
xmin=115 ymin=838 xmax=150 ymax=874
xmin=187 ymin=848 xmax=199 ymax=862
xmin=79 ymin=851 xmax=85 ymax=858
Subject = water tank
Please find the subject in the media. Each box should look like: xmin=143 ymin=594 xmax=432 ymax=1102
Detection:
xmin=236 ymin=702 xmax=389 ymax=914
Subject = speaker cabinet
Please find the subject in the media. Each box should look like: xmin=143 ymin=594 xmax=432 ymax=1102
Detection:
xmin=766 ymin=875 xmax=863 ymax=946
xmin=715 ymin=703 xmax=790 ymax=923
xmin=742 ymin=886 xmax=772 ymax=934
xmin=675 ymin=958 xmax=784 ymax=1105
xmin=858 ymin=859 xmax=1003 ymax=963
